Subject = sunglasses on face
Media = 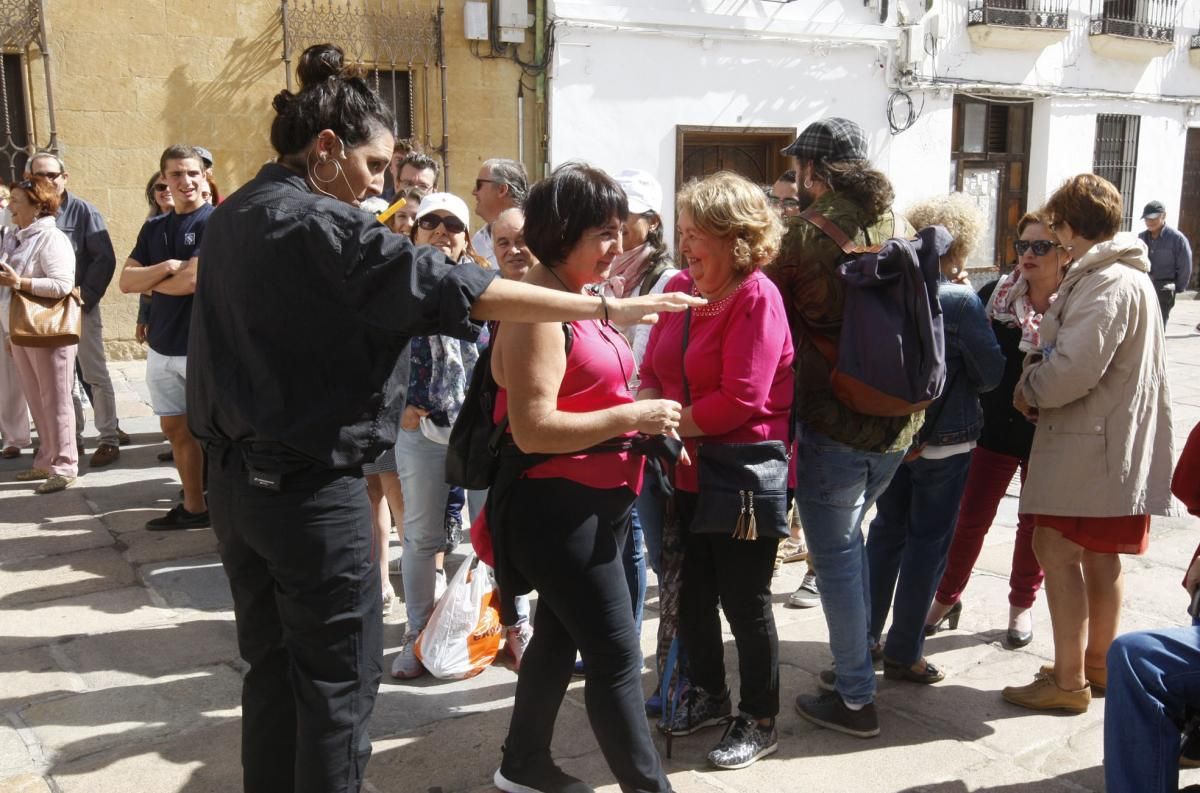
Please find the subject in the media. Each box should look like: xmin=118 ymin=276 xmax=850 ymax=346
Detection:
xmin=31 ymin=171 xmax=61 ymax=180
xmin=153 ymin=184 xmax=169 ymax=193
xmin=475 ymin=178 xmax=500 ymax=192
xmin=1014 ymin=239 xmax=1060 ymax=256
xmin=418 ymin=214 xmax=466 ymax=234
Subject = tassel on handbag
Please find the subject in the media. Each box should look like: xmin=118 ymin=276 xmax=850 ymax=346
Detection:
xmin=731 ymin=490 xmax=759 ymax=541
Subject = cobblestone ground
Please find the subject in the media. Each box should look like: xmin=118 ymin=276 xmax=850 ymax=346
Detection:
xmin=3 ymin=299 xmax=1200 ymax=793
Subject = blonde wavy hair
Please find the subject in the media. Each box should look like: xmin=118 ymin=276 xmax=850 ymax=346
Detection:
xmin=905 ymin=192 xmax=985 ymax=265
xmin=677 ymin=171 xmax=783 ymax=274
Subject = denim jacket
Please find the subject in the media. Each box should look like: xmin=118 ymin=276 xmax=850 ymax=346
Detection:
xmin=922 ymin=280 xmax=1005 ymax=446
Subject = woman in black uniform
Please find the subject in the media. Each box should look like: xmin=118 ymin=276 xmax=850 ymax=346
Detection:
xmin=186 ymin=44 xmax=698 ymax=793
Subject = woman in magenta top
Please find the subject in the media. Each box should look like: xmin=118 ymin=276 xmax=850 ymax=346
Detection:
xmin=639 ymin=172 xmax=793 ymax=770
xmin=489 ymin=163 xmax=680 ymax=793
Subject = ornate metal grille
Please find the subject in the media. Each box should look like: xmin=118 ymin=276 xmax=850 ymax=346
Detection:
xmin=1190 ymin=32 xmax=1200 ymax=49
xmin=966 ymin=0 xmax=1069 ymax=29
xmin=0 ymin=0 xmax=57 ymax=183
xmin=281 ymin=1 xmax=442 ymax=154
xmin=1089 ymin=0 xmax=1176 ymax=42
xmin=1093 ymin=114 xmax=1140 ymax=231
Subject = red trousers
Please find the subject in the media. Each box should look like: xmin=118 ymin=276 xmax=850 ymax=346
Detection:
xmin=934 ymin=446 xmax=1044 ymax=610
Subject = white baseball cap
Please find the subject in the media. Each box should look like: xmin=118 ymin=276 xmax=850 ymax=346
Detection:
xmin=614 ymin=169 xmax=663 ymax=216
xmin=415 ymin=192 xmax=471 ymax=231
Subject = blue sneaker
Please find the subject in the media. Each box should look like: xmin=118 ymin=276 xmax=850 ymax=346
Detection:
xmin=645 ymin=691 xmax=663 ymax=717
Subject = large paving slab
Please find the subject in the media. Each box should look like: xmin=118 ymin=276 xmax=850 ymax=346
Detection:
xmin=0 ymin=548 xmax=136 ymax=608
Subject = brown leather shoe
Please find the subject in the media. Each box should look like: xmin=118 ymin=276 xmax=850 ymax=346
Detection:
xmin=89 ymin=443 xmax=120 ymax=468
xmin=1038 ymin=662 xmax=1107 ymax=690
xmin=117 ymin=429 xmax=131 ymax=446
xmin=1 ymin=446 xmax=19 ymax=459
xmin=1002 ymin=674 xmax=1091 ymax=713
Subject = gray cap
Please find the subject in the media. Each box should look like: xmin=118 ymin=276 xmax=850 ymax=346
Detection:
xmin=193 ymin=146 xmax=214 ymax=169
xmin=782 ymin=118 xmax=869 ymax=163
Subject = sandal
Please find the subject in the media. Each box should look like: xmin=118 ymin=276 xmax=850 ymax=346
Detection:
xmin=883 ymin=656 xmax=945 ymax=684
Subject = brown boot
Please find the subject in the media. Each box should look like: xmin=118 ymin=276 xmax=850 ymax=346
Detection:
xmin=1002 ymin=674 xmax=1091 ymax=713
xmin=1038 ymin=662 xmax=1107 ymax=690
xmin=89 ymin=443 xmax=120 ymax=468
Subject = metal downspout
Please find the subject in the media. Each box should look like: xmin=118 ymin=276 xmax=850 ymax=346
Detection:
xmin=437 ymin=0 xmax=450 ymax=188
xmin=36 ymin=0 xmax=58 ymax=152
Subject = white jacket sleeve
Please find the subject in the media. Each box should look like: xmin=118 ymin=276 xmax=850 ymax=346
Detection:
xmin=27 ymin=230 xmax=76 ymax=298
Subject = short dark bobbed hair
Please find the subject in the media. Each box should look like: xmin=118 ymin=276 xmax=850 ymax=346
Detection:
xmin=523 ymin=162 xmax=628 ymax=267
xmin=270 ymin=44 xmax=395 ymax=158
xmin=1041 ymin=173 xmax=1122 ymax=242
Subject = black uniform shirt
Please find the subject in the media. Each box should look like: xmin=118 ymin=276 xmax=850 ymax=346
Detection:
xmin=186 ymin=163 xmax=495 ymax=469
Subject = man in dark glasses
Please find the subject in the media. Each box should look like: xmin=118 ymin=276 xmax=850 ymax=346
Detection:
xmin=25 ymin=151 xmax=128 ymax=467
xmin=471 ymin=158 xmax=528 ymax=268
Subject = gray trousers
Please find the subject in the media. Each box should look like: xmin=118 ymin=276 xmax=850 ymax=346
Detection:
xmin=72 ymin=306 xmax=119 ymax=446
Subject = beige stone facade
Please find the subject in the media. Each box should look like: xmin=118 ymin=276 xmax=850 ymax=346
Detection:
xmin=16 ymin=1 xmax=539 ymax=358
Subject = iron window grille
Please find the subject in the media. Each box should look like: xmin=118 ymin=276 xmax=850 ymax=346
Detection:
xmin=966 ymin=0 xmax=1069 ymax=29
xmin=0 ymin=0 xmax=58 ymax=183
xmin=1089 ymin=0 xmax=1177 ymax=43
xmin=1093 ymin=114 xmax=1141 ymax=231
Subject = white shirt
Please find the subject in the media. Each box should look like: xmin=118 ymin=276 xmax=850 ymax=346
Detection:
xmin=472 ymin=225 xmax=497 ymax=268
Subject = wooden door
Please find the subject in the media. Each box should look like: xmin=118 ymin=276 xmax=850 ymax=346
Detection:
xmin=1179 ymin=127 xmax=1200 ymax=290
xmin=675 ymin=126 xmax=795 ymax=194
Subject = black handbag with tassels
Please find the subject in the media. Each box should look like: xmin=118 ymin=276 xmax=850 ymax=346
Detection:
xmin=679 ymin=308 xmax=792 ymax=541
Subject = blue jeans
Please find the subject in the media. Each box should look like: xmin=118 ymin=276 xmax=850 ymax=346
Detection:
xmin=866 ymin=452 xmax=972 ymax=665
xmin=793 ymin=425 xmax=904 ymax=705
xmin=395 ymin=427 xmax=452 ymax=639
xmin=625 ymin=507 xmax=647 ymax=636
xmin=1106 ymin=626 xmax=1200 ymax=793
xmin=637 ymin=462 xmax=669 ymax=578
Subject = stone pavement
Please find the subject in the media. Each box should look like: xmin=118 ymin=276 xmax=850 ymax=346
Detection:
xmin=3 ymin=300 xmax=1200 ymax=793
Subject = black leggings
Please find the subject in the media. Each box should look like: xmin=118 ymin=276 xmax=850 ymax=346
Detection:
xmin=677 ymin=491 xmax=781 ymax=720
xmin=500 ymin=477 xmax=670 ymax=793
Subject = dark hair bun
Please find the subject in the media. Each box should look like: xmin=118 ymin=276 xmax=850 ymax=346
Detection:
xmin=297 ymin=44 xmax=345 ymax=91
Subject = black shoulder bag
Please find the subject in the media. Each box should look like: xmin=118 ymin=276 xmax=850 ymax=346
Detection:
xmin=681 ymin=308 xmax=792 ymax=540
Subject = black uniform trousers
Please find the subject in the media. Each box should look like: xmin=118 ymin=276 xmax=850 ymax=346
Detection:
xmin=208 ymin=444 xmax=382 ymax=793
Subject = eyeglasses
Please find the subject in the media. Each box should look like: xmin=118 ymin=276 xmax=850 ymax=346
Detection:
xmin=1014 ymin=239 xmax=1060 ymax=256
xmin=16 ymin=179 xmax=33 ymax=190
xmin=474 ymin=178 xmax=501 ymax=191
xmin=417 ymin=214 xmax=467 ymax=234
xmin=153 ymin=184 xmax=169 ymax=193
xmin=768 ymin=196 xmax=800 ymax=210
xmin=31 ymin=171 xmax=62 ymax=180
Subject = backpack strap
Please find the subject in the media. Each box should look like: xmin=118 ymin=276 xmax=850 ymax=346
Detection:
xmin=799 ymin=209 xmax=858 ymax=254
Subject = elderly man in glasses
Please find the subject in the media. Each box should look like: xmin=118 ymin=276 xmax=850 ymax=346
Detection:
xmin=471 ymin=158 xmax=528 ymax=268
xmin=24 ymin=151 xmax=128 ymax=467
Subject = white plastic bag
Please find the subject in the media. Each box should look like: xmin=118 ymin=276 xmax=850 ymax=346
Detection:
xmin=414 ymin=551 xmax=502 ymax=679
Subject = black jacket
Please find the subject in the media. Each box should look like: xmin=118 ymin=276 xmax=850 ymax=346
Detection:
xmin=56 ymin=192 xmax=116 ymax=311
xmin=975 ymin=279 xmax=1037 ymax=460
xmin=186 ymin=163 xmax=496 ymax=470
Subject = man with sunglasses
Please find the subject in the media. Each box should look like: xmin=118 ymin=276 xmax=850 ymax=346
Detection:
xmin=471 ymin=158 xmax=528 ymax=268
xmin=25 ymin=151 xmax=128 ymax=468
xmin=768 ymin=170 xmax=802 ymax=219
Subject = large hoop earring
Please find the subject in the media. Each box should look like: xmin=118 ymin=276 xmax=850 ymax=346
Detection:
xmin=312 ymin=158 xmax=341 ymax=185
xmin=802 ymin=176 xmax=814 ymax=190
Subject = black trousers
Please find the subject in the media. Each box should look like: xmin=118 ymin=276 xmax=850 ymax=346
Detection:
xmin=500 ymin=477 xmax=670 ymax=793
xmin=1156 ymin=283 xmax=1176 ymax=324
xmin=208 ymin=446 xmax=382 ymax=793
xmin=677 ymin=491 xmax=780 ymax=720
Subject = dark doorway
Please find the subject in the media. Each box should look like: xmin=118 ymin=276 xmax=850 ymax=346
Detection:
xmin=952 ymin=96 xmax=1033 ymax=274
xmin=1179 ymin=127 xmax=1200 ymax=290
xmin=675 ymin=126 xmax=796 ymax=194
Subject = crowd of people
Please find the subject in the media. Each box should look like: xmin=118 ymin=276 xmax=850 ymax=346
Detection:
xmin=0 ymin=40 xmax=1198 ymax=793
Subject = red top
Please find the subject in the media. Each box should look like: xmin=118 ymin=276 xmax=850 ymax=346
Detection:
xmin=640 ymin=269 xmax=795 ymax=493
xmin=495 ymin=319 xmax=643 ymax=492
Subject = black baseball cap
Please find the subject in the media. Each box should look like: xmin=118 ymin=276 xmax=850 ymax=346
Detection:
xmin=782 ymin=118 xmax=869 ymax=163
xmin=1141 ymin=200 xmax=1165 ymax=219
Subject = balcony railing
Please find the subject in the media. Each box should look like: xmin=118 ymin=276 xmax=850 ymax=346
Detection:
xmin=967 ymin=0 xmax=1069 ymax=29
xmin=1089 ymin=0 xmax=1176 ymax=43
xmin=1191 ymin=33 xmax=1200 ymax=49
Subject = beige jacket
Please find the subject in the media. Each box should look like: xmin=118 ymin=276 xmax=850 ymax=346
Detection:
xmin=1018 ymin=233 xmax=1176 ymax=517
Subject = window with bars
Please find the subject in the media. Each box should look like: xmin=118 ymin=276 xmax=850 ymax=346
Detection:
xmin=0 ymin=53 xmax=30 ymax=183
xmin=1092 ymin=114 xmax=1140 ymax=231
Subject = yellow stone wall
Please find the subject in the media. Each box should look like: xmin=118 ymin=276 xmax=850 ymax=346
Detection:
xmin=29 ymin=1 xmax=540 ymax=358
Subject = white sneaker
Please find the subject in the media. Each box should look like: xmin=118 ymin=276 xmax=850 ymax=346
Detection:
xmin=390 ymin=636 xmax=425 ymax=680
xmin=433 ymin=569 xmax=447 ymax=603
xmin=505 ymin=622 xmax=534 ymax=671
xmin=381 ymin=584 xmax=395 ymax=617
xmin=788 ymin=572 xmax=821 ymax=608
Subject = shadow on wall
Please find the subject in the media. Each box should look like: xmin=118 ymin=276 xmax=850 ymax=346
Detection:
xmin=160 ymin=23 xmax=281 ymax=182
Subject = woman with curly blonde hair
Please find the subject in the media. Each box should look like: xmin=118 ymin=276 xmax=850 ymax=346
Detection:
xmin=639 ymin=171 xmax=794 ymax=769
xmin=864 ymin=192 xmax=1004 ymax=685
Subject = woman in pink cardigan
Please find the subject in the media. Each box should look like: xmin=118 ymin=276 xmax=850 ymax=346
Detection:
xmin=639 ymin=171 xmax=794 ymax=770
xmin=0 ymin=176 xmax=79 ymax=493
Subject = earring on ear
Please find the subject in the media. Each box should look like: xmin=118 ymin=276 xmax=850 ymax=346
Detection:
xmin=803 ymin=176 xmax=814 ymax=190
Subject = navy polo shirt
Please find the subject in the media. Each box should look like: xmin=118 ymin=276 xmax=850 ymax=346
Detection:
xmin=130 ymin=203 xmax=214 ymax=357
